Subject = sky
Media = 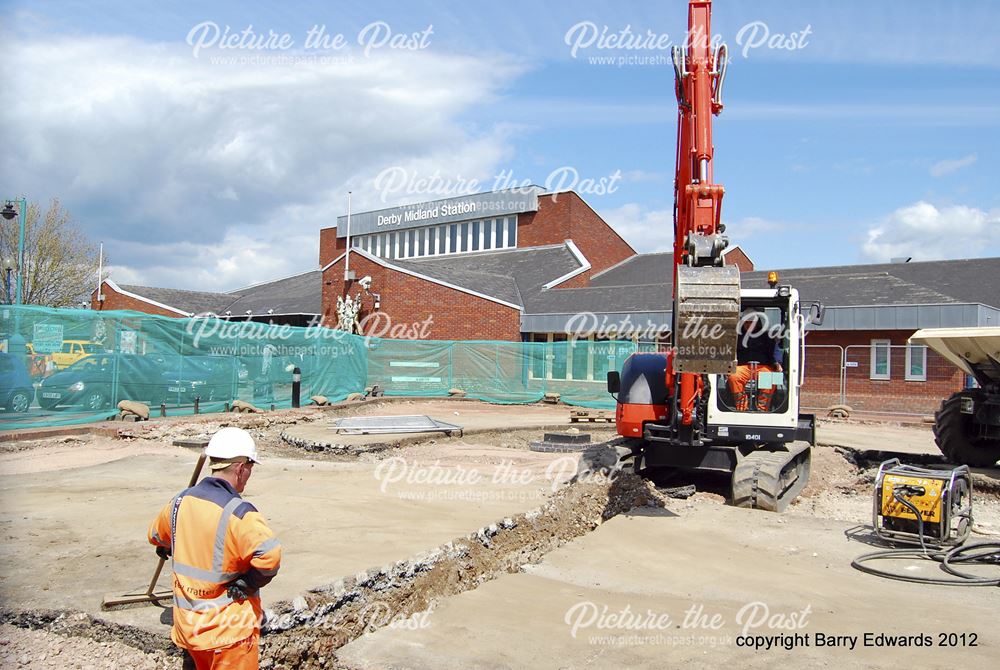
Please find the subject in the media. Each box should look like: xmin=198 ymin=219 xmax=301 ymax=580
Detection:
xmin=1 ymin=0 xmax=998 ymax=292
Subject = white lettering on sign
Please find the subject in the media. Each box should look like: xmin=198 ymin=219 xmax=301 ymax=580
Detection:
xmin=375 ymin=201 xmax=479 ymax=227
xmin=376 ymin=214 xmax=402 ymax=227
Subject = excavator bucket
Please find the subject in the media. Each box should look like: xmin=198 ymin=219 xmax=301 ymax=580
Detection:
xmin=674 ymin=265 xmax=741 ymax=374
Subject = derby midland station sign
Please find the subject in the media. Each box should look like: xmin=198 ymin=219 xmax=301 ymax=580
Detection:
xmin=336 ymin=188 xmax=541 ymax=237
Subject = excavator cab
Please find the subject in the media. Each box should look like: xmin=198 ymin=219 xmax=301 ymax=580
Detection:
xmin=705 ymin=287 xmax=812 ymax=444
xmin=714 ymin=304 xmax=790 ymax=415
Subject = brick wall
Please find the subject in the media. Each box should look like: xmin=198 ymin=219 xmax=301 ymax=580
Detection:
xmin=321 ymin=252 xmax=521 ymax=341
xmin=319 ymin=226 xmax=347 ymax=267
xmin=801 ymin=329 xmax=965 ymax=414
xmin=724 ymin=246 xmax=754 ymax=272
xmin=518 ymin=192 xmax=636 ymax=288
xmin=91 ymin=283 xmax=185 ymax=318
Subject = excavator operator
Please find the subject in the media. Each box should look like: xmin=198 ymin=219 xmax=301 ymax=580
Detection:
xmin=728 ymin=308 xmax=783 ymax=411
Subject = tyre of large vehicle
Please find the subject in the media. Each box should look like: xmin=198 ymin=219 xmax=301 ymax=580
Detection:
xmin=933 ymin=391 xmax=1000 ymax=467
xmin=5 ymin=388 xmax=33 ymax=413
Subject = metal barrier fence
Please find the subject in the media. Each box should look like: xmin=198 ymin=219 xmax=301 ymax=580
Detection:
xmin=802 ymin=344 xmax=966 ymax=416
xmin=0 ymin=305 xmax=648 ymax=431
xmin=0 ymin=304 xmax=969 ymax=429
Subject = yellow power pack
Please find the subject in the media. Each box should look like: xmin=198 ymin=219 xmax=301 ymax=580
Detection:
xmin=873 ymin=459 xmax=972 ymax=547
xmin=880 ymin=474 xmax=944 ymax=523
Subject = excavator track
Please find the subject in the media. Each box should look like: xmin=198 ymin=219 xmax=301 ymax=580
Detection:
xmin=575 ymin=439 xmax=811 ymax=513
xmin=731 ymin=442 xmax=811 ymax=513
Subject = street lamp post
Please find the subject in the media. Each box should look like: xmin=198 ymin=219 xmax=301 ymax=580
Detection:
xmin=1 ymin=198 xmax=27 ymax=305
xmin=2 ymin=256 xmax=13 ymax=304
xmin=2 ymin=199 xmax=27 ymax=357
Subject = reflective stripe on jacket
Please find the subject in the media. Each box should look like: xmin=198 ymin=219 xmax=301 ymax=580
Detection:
xmin=148 ymin=477 xmax=281 ymax=650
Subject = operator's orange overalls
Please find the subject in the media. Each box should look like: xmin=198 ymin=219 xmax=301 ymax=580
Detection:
xmin=728 ymin=363 xmax=779 ymax=411
xmin=149 ymin=477 xmax=281 ymax=669
xmin=727 ymin=326 xmax=783 ymax=412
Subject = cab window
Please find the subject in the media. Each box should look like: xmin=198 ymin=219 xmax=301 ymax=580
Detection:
xmin=716 ymin=304 xmax=790 ymax=414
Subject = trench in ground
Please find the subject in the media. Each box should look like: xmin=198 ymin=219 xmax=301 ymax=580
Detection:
xmin=3 ymin=422 xmax=998 ymax=668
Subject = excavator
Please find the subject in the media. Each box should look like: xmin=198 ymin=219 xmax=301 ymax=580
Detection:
xmin=600 ymin=0 xmax=822 ymax=511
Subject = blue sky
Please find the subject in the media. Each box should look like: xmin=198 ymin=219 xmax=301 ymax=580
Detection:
xmin=2 ymin=0 xmax=998 ymax=290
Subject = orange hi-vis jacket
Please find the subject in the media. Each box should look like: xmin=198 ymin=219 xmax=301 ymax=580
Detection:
xmin=148 ymin=477 xmax=281 ymax=651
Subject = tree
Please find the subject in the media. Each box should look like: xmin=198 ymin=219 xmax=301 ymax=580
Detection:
xmin=0 ymin=199 xmax=101 ymax=307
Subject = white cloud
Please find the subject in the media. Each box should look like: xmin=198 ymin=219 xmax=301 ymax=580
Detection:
xmin=600 ymin=203 xmax=674 ymax=253
xmin=863 ymin=201 xmax=1000 ymax=262
xmin=0 ymin=35 xmax=525 ymax=290
xmin=601 ymin=203 xmax=787 ymax=254
xmin=929 ymin=154 xmax=977 ymax=177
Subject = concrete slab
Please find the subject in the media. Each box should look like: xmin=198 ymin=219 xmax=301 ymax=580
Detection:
xmin=281 ymin=400 xmax=576 ymax=448
xmin=340 ymin=502 xmax=1000 ymax=669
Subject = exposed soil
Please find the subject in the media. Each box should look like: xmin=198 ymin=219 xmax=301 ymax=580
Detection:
xmin=0 ymin=622 xmax=179 ymax=669
xmin=2 ymin=402 xmax=999 ymax=669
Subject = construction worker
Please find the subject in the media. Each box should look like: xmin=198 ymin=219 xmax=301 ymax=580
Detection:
xmin=148 ymin=427 xmax=281 ymax=669
xmin=728 ymin=308 xmax=784 ymax=411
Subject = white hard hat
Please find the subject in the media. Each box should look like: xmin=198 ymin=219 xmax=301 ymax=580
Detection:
xmin=205 ymin=427 xmax=259 ymax=465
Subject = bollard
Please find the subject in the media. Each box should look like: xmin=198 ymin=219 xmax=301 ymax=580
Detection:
xmin=270 ymin=403 xmax=275 ymax=412
xmin=224 ymin=401 xmax=230 ymax=413
xmin=160 ymin=402 xmax=166 ymax=418
xmin=194 ymin=396 xmax=200 ymax=414
xmin=291 ymin=367 xmax=301 ymax=408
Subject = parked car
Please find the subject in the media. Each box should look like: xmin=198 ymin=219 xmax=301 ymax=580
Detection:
xmin=37 ymin=353 xmax=236 ymax=411
xmin=0 ymin=352 xmax=35 ymax=413
xmin=49 ymin=340 xmax=105 ymax=370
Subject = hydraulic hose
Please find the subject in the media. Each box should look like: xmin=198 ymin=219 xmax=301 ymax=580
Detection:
xmin=852 ymin=484 xmax=999 ymax=586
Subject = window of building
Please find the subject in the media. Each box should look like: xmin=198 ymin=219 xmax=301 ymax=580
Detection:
xmin=506 ymin=216 xmax=517 ymax=247
xmin=870 ymin=339 xmax=891 ymax=380
xmin=449 ymin=224 xmax=458 ymax=253
xmin=471 ymin=221 xmax=480 ymax=251
xmin=459 ymin=223 xmax=469 ymax=252
xmin=483 ymin=219 xmax=493 ymax=250
xmin=550 ymin=334 xmax=568 ymax=379
xmin=525 ymin=334 xmax=635 ymax=383
xmin=905 ymin=344 xmax=927 ymax=381
xmin=437 ymin=226 xmax=446 ymax=254
xmin=570 ymin=336 xmax=591 ymax=381
xmin=529 ymin=333 xmax=546 ymax=380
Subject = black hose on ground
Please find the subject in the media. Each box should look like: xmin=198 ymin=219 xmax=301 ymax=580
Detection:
xmin=851 ymin=484 xmax=999 ymax=586
xmin=851 ymin=543 xmax=1000 ymax=586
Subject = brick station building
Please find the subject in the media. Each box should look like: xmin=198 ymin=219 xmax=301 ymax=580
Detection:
xmin=95 ymin=187 xmax=1000 ymax=413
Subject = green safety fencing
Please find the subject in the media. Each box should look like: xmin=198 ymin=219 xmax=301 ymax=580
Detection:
xmin=0 ymin=305 xmax=646 ymax=431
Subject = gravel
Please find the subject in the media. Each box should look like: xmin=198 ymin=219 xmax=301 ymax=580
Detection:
xmin=0 ymin=624 xmax=180 ymax=669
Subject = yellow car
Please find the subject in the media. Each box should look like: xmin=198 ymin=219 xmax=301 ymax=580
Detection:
xmin=49 ymin=340 xmax=104 ymax=370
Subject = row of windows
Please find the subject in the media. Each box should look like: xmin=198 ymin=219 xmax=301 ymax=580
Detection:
xmin=527 ymin=333 xmax=637 ymax=382
xmin=529 ymin=337 xmax=935 ymax=384
xmin=526 ymin=338 xmax=926 ymax=388
xmin=870 ymin=341 xmax=926 ymax=381
xmin=351 ymin=216 xmax=517 ymax=260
